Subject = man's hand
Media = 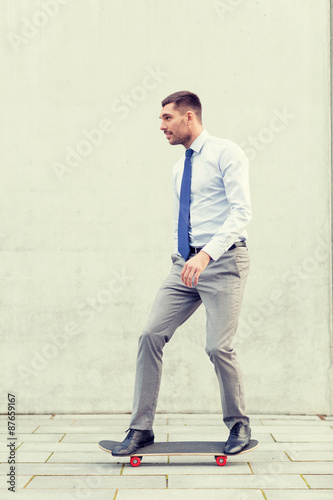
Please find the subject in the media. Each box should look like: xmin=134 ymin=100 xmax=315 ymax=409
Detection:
xmin=181 ymin=251 xmax=211 ymax=287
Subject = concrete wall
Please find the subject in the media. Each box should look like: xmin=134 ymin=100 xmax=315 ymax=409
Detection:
xmin=1 ymin=0 xmax=331 ymax=415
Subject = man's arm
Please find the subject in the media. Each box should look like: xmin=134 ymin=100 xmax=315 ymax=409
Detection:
xmin=201 ymin=142 xmax=252 ymax=260
xmin=172 ymin=171 xmax=179 ymax=254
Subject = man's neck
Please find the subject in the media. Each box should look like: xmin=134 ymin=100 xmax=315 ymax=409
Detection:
xmin=184 ymin=126 xmax=204 ymax=150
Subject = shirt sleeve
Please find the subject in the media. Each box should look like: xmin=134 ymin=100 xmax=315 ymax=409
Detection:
xmin=172 ymin=167 xmax=179 ymax=254
xmin=201 ymin=142 xmax=252 ymax=260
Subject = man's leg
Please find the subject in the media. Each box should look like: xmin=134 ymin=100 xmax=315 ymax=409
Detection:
xmin=197 ymin=247 xmax=250 ymax=431
xmin=130 ymin=252 xmax=202 ymax=430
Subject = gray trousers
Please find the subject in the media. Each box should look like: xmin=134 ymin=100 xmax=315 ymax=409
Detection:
xmin=130 ymin=247 xmax=250 ymax=431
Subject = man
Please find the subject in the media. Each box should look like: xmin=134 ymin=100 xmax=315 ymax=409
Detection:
xmin=112 ymin=91 xmax=252 ymax=456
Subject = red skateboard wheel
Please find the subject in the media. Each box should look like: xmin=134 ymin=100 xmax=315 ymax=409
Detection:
xmin=215 ymin=455 xmax=227 ymax=466
xmin=130 ymin=456 xmax=141 ymax=467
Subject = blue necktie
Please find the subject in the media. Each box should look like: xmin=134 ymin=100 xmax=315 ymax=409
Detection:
xmin=178 ymin=148 xmax=194 ymax=260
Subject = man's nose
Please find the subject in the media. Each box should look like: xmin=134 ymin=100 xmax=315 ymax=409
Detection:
xmin=160 ymin=121 xmax=167 ymax=130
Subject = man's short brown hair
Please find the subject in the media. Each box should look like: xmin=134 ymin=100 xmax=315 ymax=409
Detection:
xmin=161 ymin=91 xmax=202 ymax=123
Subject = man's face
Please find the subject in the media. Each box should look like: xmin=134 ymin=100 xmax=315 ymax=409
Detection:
xmin=159 ymin=103 xmax=192 ymax=146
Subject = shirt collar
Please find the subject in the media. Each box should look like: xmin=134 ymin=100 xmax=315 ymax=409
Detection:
xmin=189 ymin=129 xmax=209 ymax=154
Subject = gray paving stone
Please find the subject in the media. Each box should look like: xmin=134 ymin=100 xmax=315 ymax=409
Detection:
xmin=51 ymin=413 xmax=135 ymax=420
xmin=34 ymin=425 xmax=127 ymax=434
xmin=47 ymin=451 xmax=115 ymax=463
xmin=288 ymin=450 xmax=333 ymax=461
xmin=0 ymin=462 xmax=121 ymax=475
xmin=16 ymin=420 xmax=75 ymax=426
xmin=0 ymin=415 xmax=54 ymax=420
xmin=258 ymin=442 xmax=333 ymax=451
xmin=0 ymin=426 xmax=40 ymax=434
xmin=261 ymin=419 xmax=330 ymax=426
xmin=72 ymin=419 xmax=130 ymax=426
xmin=168 ymin=474 xmax=307 ymax=489
xmin=0 ymin=476 xmax=29 ymax=490
xmin=18 ymin=442 xmax=103 ymax=452
xmin=26 ymin=474 xmax=166 ymax=489
xmin=265 ymin=491 xmax=333 ymax=499
xmin=303 ymin=474 xmax=333 ymax=488
xmin=167 ymin=415 xmax=223 ymax=422
xmin=149 ymin=425 xmax=230 ymax=434
xmin=272 ymin=433 xmax=333 ymax=442
xmin=62 ymin=432 xmax=169 ymax=443
xmin=117 ymin=489 xmax=263 ymax=499
xmin=61 ymin=433 xmax=126 ymax=442
xmin=3 ymin=434 xmax=64 ymax=443
xmin=0 ymin=490 xmax=117 ymax=499
xmin=251 ymin=461 xmax=333 ymax=474
xmin=0 ymin=452 xmax=51 ymax=463
xmin=161 ymin=413 xmax=222 ymax=418
xmin=167 ymin=417 xmax=262 ymax=426
xmin=249 ymin=414 xmax=321 ymax=420
xmin=251 ymin=426 xmax=331 ymax=434
xmin=0 ymin=442 xmax=22 ymax=452
xmin=71 ymin=416 xmax=168 ymax=426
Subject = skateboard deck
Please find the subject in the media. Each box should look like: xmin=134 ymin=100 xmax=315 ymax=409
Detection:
xmin=99 ymin=439 xmax=259 ymax=466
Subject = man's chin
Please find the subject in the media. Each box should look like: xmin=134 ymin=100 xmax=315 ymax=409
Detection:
xmin=167 ymin=136 xmax=181 ymax=146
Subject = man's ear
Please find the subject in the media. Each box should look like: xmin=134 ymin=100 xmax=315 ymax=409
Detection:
xmin=186 ymin=110 xmax=195 ymax=124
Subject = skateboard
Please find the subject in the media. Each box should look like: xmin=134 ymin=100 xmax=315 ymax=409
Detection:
xmin=99 ymin=439 xmax=259 ymax=467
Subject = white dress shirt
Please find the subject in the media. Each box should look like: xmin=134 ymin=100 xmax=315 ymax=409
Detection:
xmin=172 ymin=129 xmax=252 ymax=261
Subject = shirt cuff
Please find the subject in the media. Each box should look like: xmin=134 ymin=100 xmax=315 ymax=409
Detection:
xmin=201 ymin=240 xmax=226 ymax=261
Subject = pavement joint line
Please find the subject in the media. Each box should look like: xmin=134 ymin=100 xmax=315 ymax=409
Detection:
xmin=270 ymin=433 xmax=277 ymax=442
xmin=247 ymin=461 xmax=254 ymax=474
xmin=166 ymin=474 xmax=169 ymax=488
xmin=261 ymin=490 xmax=268 ymax=499
xmin=45 ymin=452 xmax=54 ymax=463
xmin=58 ymin=433 xmax=66 ymax=442
xmin=113 ymin=489 xmax=118 ymax=500
xmin=15 ymin=442 xmax=23 ymax=451
xmin=31 ymin=425 xmax=40 ymax=434
xmin=23 ymin=475 xmax=35 ymax=489
xmin=284 ymin=451 xmax=292 ymax=461
xmin=70 ymin=419 xmax=77 ymax=426
xmin=120 ymin=464 xmax=125 ymax=475
xmin=300 ymin=474 xmax=311 ymax=488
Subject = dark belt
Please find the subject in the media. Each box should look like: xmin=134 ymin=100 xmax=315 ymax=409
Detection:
xmin=189 ymin=241 xmax=247 ymax=255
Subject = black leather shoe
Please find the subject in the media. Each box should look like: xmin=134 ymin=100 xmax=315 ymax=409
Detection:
xmin=224 ymin=421 xmax=251 ymax=454
xmin=112 ymin=429 xmax=154 ymax=456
